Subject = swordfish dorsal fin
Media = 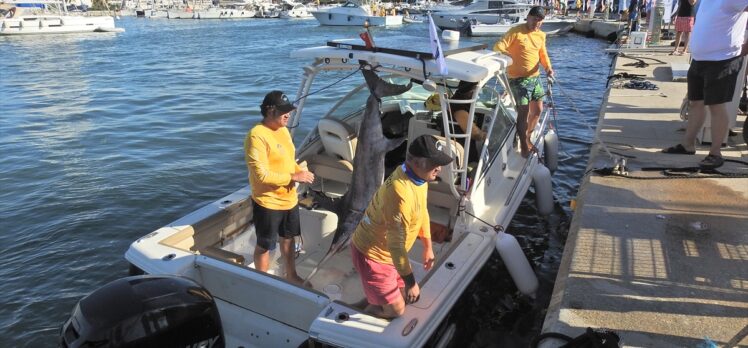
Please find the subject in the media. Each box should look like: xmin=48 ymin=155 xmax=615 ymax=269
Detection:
xmin=361 ymin=63 xmax=413 ymax=101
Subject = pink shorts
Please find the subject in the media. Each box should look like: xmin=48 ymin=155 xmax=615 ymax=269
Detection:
xmin=675 ymin=16 xmax=694 ymax=33
xmin=351 ymin=245 xmax=404 ymax=306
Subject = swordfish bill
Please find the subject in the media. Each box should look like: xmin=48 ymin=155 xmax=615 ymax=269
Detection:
xmin=305 ymin=63 xmax=412 ymax=282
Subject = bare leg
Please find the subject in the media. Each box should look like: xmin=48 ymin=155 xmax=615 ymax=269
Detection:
xmin=280 ymin=236 xmax=303 ymax=285
xmin=365 ymin=295 xmax=406 ymax=319
xmin=254 ymin=246 xmax=270 ymax=272
xmin=516 ymin=104 xmax=531 ymax=157
xmin=706 ymin=102 xmax=729 ymax=157
xmin=671 ymin=31 xmax=683 ymax=53
xmin=682 ymin=32 xmax=691 ymax=54
xmin=681 ymin=100 xmax=706 ymax=152
xmin=527 ymin=99 xmax=544 ymax=151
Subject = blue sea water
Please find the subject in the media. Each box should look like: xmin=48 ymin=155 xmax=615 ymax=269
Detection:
xmin=0 ymin=17 xmax=611 ymax=347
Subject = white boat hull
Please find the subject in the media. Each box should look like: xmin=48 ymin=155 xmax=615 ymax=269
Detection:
xmin=167 ymin=10 xmax=195 ymax=19
xmin=312 ymin=11 xmax=402 ymax=26
xmin=468 ymin=19 xmax=576 ymax=36
xmin=0 ymin=15 xmax=118 ymax=35
xmin=196 ymin=8 xmax=257 ymax=19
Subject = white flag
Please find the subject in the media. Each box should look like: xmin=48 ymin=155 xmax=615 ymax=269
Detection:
xmin=428 ymin=14 xmax=448 ymax=76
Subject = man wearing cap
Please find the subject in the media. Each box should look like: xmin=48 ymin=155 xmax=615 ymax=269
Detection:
xmin=244 ymin=90 xmax=315 ymax=285
xmin=493 ymin=6 xmax=555 ymax=158
xmin=350 ymin=135 xmax=453 ymax=319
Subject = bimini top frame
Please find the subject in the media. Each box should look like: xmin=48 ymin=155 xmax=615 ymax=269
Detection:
xmin=288 ymin=35 xmax=517 ymax=198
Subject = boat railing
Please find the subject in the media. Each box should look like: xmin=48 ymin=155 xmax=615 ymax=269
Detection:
xmin=438 ymin=91 xmax=476 ymax=197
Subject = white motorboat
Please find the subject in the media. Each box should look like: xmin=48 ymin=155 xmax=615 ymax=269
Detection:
xmin=467 ymin=16 xmax=577 ymax=36
xmin=402 ymin=14 xmax=425 ymax=23
xmin=196 ymin=6 xmax=257 ymax=19
xmin=280 ymin=3 xmax=314 ymax=19
xmin=0 ymin=0 xmax=122 ymax=35
xmin=167 ymin=8 xmax=196 ymax=19
xmin=312 ymin=0 xmax=402 ymax=26
xmin=431 ymin=0 xmax=533 ymax=30
xmin=122 ymin=34 xmax=557 ymax=348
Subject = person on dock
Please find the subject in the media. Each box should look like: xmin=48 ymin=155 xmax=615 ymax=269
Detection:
xmin=670 ymin=0 xmax=697 ymax=55
xmin=492 ymin=6 xmax=555 ymax=158
xmin=245 ymin=91 xmax=315 ymax=285
xmin=662 ymin=0 xmax=748 ymax=169
xmin=350 ymin=135 xmax=452 ymax=319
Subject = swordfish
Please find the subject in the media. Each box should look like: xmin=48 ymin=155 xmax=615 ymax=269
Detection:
xmin=305 ymin=62 xmax=412 ymax=281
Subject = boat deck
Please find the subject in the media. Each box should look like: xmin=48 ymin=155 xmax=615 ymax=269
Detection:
xmin=541 ymin=50 xmax=748 ymax=346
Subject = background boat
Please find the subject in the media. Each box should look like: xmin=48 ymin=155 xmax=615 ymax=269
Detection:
xmin=311 ymin=0 xmax=402 ymax=26
xmin=467 ymin=16 xmax=577 ymax=36
xmin=0 ymin=0 xmax=121 ymax=35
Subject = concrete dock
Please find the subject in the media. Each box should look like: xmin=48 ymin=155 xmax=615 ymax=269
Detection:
xmin=540 ymin=49 xmax=748 ymax=346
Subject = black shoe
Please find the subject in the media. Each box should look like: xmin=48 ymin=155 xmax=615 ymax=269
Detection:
xmin=699 ymin=154 xmax=724 ymax=169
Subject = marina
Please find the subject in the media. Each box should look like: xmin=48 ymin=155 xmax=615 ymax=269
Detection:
xmin=540 ymin=47 xmax=748 ymax=346
xmin=1 ymin=6 xmax=746 ymax=348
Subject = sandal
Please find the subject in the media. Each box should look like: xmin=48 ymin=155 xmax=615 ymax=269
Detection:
xmin=662 ymin=144 xmax=695 ymax=155
xmin=699 ymin=154 xmax=724 ymax=169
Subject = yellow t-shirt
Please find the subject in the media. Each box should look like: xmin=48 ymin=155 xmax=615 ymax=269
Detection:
xmin=493 ymin=25 xmax=552 ymax=79
xmin=244 ymin=124 xmax=301 ymax=210
xmin=352 ymin=167 xmax=431 ymax=277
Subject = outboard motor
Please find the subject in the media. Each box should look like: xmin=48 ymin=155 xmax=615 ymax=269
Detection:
xmin=59 ymin=275 xmax=224 ymax=348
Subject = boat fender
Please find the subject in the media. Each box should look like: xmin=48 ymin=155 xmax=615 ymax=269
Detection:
xmin=532 ymin=164 xmax=554 ymax=216
xmin=329 ymin=13 xmax=332 ymax=20
xmin=495 ymin=231 xmax=538 ymax=297
xmin=543 ymin=129 xmax=559 ymax=173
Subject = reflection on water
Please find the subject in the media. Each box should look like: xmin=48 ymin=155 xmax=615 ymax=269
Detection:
xmin=0 ymin=17 xmax=610 ymax=346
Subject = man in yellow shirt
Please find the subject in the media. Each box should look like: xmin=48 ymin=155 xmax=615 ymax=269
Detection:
xmin=351 ymin=135 xmax=453 ymax=319
xmin=493 ymin=6 xmax=555 ymax=158
xmin=244 ymin=91 xmax=315 ymax=285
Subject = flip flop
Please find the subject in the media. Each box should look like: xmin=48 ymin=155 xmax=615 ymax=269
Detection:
xmin=662 ymin=144 xmax=695 ymax=155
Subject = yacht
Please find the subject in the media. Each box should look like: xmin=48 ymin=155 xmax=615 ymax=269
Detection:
xmin=311 ymin=0 xmax=402 ymax=26
xmin=430 ymin=0 xmax=532 ymax=30
xmin=467 ymin=15 xmax=578 ymax=36
xmin=116 ymin=35 xmax=558 ymax=348
xmin=280 ymin=2 xmax=314 ymax=19
xmin=196 ymin=5 xmax=257 ymax=19
xmin=1 ymin=0 xmax=122 ymax=35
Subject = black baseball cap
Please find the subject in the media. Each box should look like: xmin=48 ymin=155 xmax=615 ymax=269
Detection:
xmin=261 ymin=91 xmax=296 ymax=117
xmin=408 ymin=135 xmax=454 ymax=166
xmin=528 ymin=6 xmax=546 ymax=19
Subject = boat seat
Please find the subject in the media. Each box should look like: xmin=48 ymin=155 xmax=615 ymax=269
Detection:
xmin=318 ymin=118 xmax=357 ymax=162
xmin=427 ymin=136 xmax=464 ymax=229
xmin=304 ymin=118 xmax=358 ymax=197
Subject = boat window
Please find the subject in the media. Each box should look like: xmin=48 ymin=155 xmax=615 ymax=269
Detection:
xmin=481 ymin=81 xmax=514 ymax=166
xmin=488 ymin=1 xmax=502 ymax=9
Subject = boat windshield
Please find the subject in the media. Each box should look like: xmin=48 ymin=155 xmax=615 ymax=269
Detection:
xmin=321 ymin=74 xmax=434 ymax=122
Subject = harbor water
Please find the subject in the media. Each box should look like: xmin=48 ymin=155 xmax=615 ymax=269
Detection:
xmin=0 ymin=17 xmax=611 ymax=347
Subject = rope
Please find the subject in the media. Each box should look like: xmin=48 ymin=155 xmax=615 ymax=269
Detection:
xmin=286 ymin=66 xmax=363 ymax=129
xmin=457 ymin=200 xmax=504 ymax=233
xmin=592 ymin=166 xmax=748 ymax=179
xmin=292 ymin=66 xmax=363 ymax=105
xmin=551 ymin=79 xmax=617 ymax=161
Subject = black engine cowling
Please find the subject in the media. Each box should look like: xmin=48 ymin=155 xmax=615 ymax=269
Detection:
xmin=60 ymin=275 xmax=224 ymax=348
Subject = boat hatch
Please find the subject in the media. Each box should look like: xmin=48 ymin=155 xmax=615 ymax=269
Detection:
xmin=326 ymin=35 xmax=487 ymax=60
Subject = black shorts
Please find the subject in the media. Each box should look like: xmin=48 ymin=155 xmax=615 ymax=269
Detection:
xmin=252 ymin=200 xmax=300 ymax=251
xmin=687 ymin=56 xmax=744 ymax=105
